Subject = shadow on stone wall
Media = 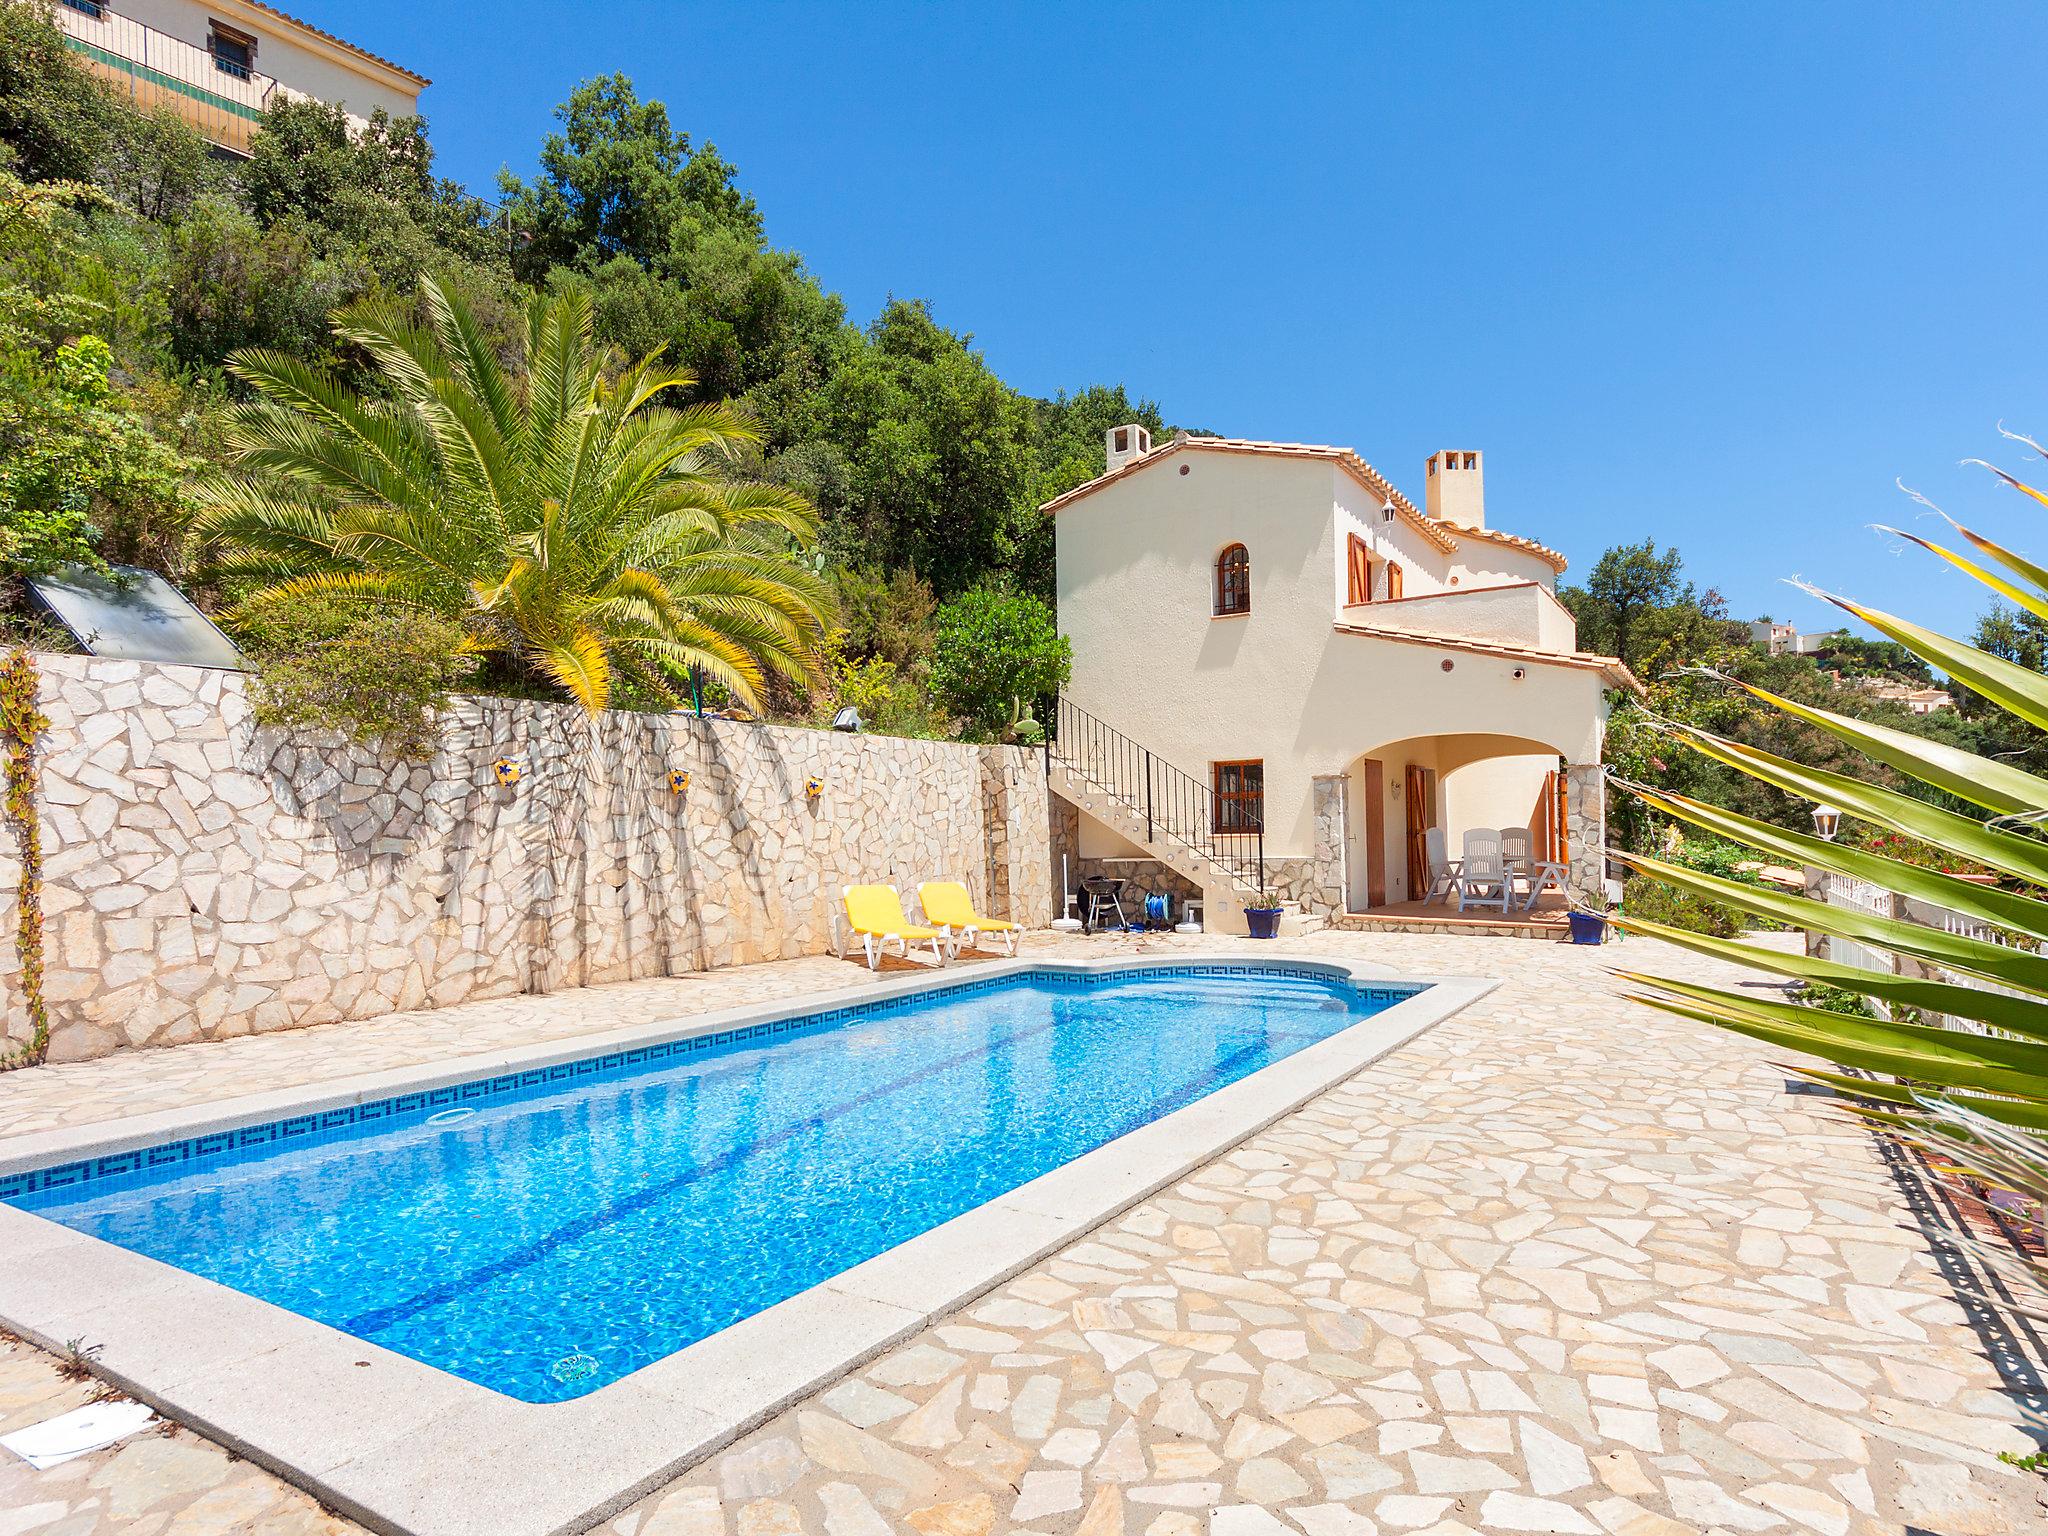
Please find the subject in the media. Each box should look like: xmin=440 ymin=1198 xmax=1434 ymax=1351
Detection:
xmin=13 ymin=655 xmax=1051 ymax=1061
xmin=257 ymin=727 xmax=433 ymax=865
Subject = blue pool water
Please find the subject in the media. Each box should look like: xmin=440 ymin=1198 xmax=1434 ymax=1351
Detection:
xmin=8 ymin=966 xmax=1414 ymax=1402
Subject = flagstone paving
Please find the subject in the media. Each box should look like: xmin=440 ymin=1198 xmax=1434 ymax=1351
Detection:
xmin=0 ymin=928 xmax=2043 ymax=1535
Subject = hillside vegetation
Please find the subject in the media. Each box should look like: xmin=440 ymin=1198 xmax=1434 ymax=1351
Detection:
xmin=0 ymin=1 xmax=1159 ymax=740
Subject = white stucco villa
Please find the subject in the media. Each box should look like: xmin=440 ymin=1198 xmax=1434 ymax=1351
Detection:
xmin=1046 ymin=428 xmax=1639 ymax=934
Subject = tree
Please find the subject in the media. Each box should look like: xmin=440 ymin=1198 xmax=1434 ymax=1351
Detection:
xmin=0 ymin=169 xmax=192 ymax=575
xmin=499 ymin=75 xmax=759 ymax=278
xmin=810 ymin=299 xmax=1037 ymax=598
xmin=100 ymin=105 xmax=222 ymax=223
xmin=241 ymin=99 xmax=499 ymax=281
xmin=1805 ymin=632 xmax=1937 ymax=684
xmin=162 ymin=196 xmax=357 ymax=373
xmin=566 ymin=229 xmax=845 ymax=433
xmin=929 ymin=586 xmax=1070 ymax=737
xmin=194 ymin=277 xmax=831 ymax=713
xmin=1561 ymin=539 xmax=1730 ymax=674
xmin=1029 ymin=385 xmax=1169 ymax=505
xmin=0 ymin=0 xmax=115 ymax=185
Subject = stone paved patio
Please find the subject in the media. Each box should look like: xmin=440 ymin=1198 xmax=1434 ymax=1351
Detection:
xmin=1 ymin=928 xmax=2044 ymax=1535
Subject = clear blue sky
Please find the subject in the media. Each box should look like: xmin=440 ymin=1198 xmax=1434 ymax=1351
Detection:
xmin=303 ymin=0 xmax=2044 ymax=640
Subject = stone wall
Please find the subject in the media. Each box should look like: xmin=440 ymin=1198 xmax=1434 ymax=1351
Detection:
xmin=1564 ymin=762 xmax=1607 ymax=906
xmin=0 ymin=656 xmax=1051 ymax=1063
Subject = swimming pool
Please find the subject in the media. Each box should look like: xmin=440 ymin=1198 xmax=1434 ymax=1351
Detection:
xmin=5 ymin=965 xmax=1420 ymax=1403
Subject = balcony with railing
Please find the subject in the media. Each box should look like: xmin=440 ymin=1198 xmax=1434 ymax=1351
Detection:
xmin=53 ymin=2 xmax=280 ymax=155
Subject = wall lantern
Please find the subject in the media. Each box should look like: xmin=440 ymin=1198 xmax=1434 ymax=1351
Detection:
xmin=804 ymin=774 xmax=825 ymax=801
xmin=668 ymin=769 xmax=691 ymax=796
xmin=1811 ymin=804 xmax=1841 ymax=841
xmin=491 ymin=758 xmax=522 ymax=788
xmin=831 ymin=706 xmax=862 ymax=734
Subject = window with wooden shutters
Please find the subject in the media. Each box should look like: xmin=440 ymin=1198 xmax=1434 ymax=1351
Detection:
xmin=1212 ymin=760 xmax=1264 ymax=832
xmin=1346 ymin=535 xmax=1373 ymax=604
xmin=1386 ymin=561 xmax=1404 ymax=600
xmin=209 ymin=20 xmax=256 ymax=77
xmin=1214 ymin=544 xmax=1250 ymax=615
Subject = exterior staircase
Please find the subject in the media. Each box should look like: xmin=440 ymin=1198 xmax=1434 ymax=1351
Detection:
xmin=1047 ymin=698 xmax=1318 ymax=937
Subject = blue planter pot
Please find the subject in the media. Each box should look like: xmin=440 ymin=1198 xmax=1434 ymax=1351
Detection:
xmin=1567 ymin=911 xmax=1607 ymax=945
xmin=1245 ymin=906 xmax=1284 ymax=940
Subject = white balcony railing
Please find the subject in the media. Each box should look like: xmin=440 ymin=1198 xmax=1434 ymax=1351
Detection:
xmin=53 ymin=2 xmax=279 ymax=153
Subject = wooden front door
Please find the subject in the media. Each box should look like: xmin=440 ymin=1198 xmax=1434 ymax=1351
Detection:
xmin=1361 ymin=759 xmax=1386 ymax=908
xmin=1404 ymin=764 xmax=1435 ymax=898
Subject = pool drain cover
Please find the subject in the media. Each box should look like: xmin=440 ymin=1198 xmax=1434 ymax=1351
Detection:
xmin=551 ymin=1351 xmax=600 ymax=1384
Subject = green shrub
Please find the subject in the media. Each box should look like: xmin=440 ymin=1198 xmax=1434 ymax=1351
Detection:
xmin=823 ymin=652 xmax=949 ymax=739
xmin=249 ymin=610 xmax=474 ymax=760
xmin=1790 ymin=981 xmax=1879 ymax=1019
xmin=1620 ymin=876 xmax=1741 ymax=938
xmin=928 ymin=586 xmax=1069 ymax=739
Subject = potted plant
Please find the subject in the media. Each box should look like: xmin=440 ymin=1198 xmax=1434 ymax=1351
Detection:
xmin=1244 ymin=885 xmax=1286 ymax=940
xmin=1567 ymin=894 xmax=1608 ymax=945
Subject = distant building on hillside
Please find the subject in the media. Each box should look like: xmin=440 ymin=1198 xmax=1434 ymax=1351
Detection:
xmin=49 ymin=0 xmax=427 ymax=157
xmin=1749 ymin=620 xmax=1843 ymax=656
xmin=1859 ymin=678 xmax=1955 ymax=714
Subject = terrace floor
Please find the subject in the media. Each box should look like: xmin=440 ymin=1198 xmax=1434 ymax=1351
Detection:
xmin=2 ymin=927 xmax=2044 ymax=1536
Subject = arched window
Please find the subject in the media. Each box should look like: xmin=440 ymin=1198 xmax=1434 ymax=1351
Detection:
xmin=1215 ymin=544 xmax=1250 ymax=615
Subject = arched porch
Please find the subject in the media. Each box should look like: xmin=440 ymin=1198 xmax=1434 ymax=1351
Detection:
xmin=1318 ymin=731 xmax=1603 ymax=923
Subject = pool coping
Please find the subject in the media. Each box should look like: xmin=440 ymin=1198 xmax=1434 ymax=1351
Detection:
xmin=0 ymin=952 xmax=1494 ymax=1536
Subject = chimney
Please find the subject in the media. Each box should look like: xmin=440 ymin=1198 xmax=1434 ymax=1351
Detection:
xmin=1424 ymin=450 xmax=1484 ymax=528
xmin=1104 ymin=423 xmax=1152 ymax=474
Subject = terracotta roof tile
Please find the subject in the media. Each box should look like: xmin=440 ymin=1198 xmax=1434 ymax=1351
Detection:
xmin=1041 ymin=435 xmax=1459 ymax=554
xmin=1041 ymin=435 xmax=1568 ymax=570
xmin=1432 ymin=520 xmax=1568 ymax=574
xmin=236 ymin=0 xmax=430 ymax=88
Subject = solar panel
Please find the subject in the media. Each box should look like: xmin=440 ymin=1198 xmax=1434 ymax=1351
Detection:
xmin=26 ymin=563 xmax=243 ymax=670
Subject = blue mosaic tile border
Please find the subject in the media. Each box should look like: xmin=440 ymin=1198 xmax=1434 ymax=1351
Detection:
xmin=0 ymin=964 xmax=1420 ymax=1205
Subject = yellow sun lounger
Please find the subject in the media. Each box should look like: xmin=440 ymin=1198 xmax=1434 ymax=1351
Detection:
xmin=841 ymin=884 xmax=950 ymax=970
xmin=918 ymin=880 xmax=1021 ymax=957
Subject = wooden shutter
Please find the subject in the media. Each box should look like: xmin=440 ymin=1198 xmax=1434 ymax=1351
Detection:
xmin=1386 ymin=561 xmax=1404 ymax=600
xmin=1403 ymin=764 xmax=1432 ymax=896
xmin=1346 ymin=536 xmax=1372 ymax=605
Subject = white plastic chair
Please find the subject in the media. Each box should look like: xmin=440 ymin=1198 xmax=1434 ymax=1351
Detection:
xmin=1499 ymin=827 xmax=1534 ymax=901
xmin=1456 ymin=829 xmax=1512 ymax=912
xmin=1422 ymin=826 xmax=1460 ymax=905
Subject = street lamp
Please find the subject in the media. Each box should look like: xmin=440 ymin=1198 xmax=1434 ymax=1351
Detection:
xmin=1811 ymin=804 xmax=1841 ymax=842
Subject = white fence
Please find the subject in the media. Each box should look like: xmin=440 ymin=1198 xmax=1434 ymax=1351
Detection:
xmin=1823 ymin=872 xmax=1899 ymax=980
xmin=1818 ymin=871 xmax=2028 ymax=1037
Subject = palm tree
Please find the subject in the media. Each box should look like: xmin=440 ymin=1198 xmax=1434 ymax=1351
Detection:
xmin=194 ymin=276 xmax=831 ymax=713
xmin=1613 ymin=435 xmax=2048 ymax=1323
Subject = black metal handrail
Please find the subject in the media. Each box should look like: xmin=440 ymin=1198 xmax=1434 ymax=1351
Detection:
xmin=1047 ymin=696 xmax=1265 ymax=894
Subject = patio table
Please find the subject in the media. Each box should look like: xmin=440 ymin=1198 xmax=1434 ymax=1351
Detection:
xmin=1520 ymin=859 xmax=1569 ymax=910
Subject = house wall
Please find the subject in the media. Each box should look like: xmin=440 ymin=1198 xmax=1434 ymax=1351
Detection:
xmin=116 ymin=0 xmax=422 ymax=121
xmin=1332 ymin=473 xmax=1459 ymax=603
xmin=1442 ymin=537 xmax=1559 ymax=591
xmin=1344 ymin=582 xmax=1577 ymax=651
xmin=1442 ymin=755 xmax=1557 ymax=850
xmin=0 ymin=656 xmax=1048 ymax=1064
xmin=1056 ymin=449 xmax=1607 ymax=863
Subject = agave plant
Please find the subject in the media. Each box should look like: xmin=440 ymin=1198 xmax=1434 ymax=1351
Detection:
xmin=194 ymin=276 xmax=831 ymax=713
xmin=1611 ymin=438 xmax=2048 ymax=1321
